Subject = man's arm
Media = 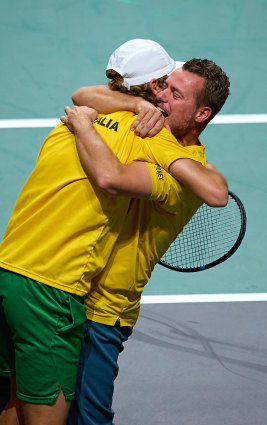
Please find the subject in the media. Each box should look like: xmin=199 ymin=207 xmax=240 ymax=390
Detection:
xmin=61 ymin=106 xmax=228 ymax=206
xmin=72 ymin=88 xmax=228 ymax=206
xmin=60 ymin=106 xmax=153 ymax=198
xmin=72 ymin=85 xmax=165 ymax=138
xmin=168 ymin=159 xmax=228 ymax=207
xmin=72 ymin=85 xmax=140 ymax=113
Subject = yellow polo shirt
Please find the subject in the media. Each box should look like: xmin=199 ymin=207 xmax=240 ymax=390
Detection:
xmin=0 ymin=111 xmax=206 ymax=296
xmin=85 ymin=160 xmax=206 ymax=327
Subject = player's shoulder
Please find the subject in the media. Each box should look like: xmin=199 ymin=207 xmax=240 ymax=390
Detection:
xmin=156 ymin=131 xmax=207 ymax=167
xmin=96 ymin=111 xmax=136 ymax=123
xmin=42 ymin=122 xmax=74 ymax=147
xmin=182 ymin=142 xmax=206 ymax=166
xmin=149 ymin=126 xmax=178 ymax=144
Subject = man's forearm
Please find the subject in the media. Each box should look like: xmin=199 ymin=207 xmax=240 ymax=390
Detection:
xmin=72 ymin=85 xmax=165 ymax=138
xmin=72 ymin=120 xmax=153 ymax=198
xmin=169 ymin=159 xmax=228 ymax=207
xmin=61 ymin=106 xmax=153 ymax=198
xmin=72 ymin=85 xmax=140 ymax=114
xmin=74 ymin=121 xmax=122 ymax=190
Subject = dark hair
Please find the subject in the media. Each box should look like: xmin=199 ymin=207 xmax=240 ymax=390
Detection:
xmin=105 ymin=69 xmax=167 ymax=105
xmin=183 ymin=58 xmax=230 ymax=123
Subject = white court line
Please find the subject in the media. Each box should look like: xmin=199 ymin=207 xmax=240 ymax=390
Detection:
xmin=0 ymin=119 xmax=60 ymax=128
xmin=212 ymin=114 xmax=267 ymax=124
xmin=214 ymin=114 xmax=267 ymax=124
xmin=141 ymin=293 xmax=267 ymax=304
xmin=1 ymin=117 xmax=266 ymax=303
xmin=0 ymin=114 xmax=267 ymax=128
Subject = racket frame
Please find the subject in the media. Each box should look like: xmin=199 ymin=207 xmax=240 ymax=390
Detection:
xmin=158 ymin=191 xmax=247 ymax=272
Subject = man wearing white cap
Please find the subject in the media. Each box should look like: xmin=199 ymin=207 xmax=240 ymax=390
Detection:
xmin=73 ymin=39 xmax=185 ymax=139
xmin=63 ymin=40 xmax=230 ymax=425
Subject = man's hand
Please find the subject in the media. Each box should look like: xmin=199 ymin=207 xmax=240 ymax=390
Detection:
xmin=131 ymin=100 xmax=165 ymax=138
xmin=60 ymin=105 xmax=98 ymax=133
xmin=72 ymin=86 xmax=165 ymax=138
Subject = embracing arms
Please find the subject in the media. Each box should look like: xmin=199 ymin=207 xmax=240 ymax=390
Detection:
xmin=61 ymin=105 xmax=228 ymax=206
xmin=72 ymin=86 xmax=228 ymax=206
xmin=61 ymin=106 xmax=153 ymax=198
xmin=72 ymin=85 xmax=165 ymax=138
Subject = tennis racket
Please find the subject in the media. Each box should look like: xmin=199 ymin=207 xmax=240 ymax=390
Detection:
xmin=159 ymin=191 xmax=246 ymax=272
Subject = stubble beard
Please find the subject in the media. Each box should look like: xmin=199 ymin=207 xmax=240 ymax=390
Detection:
xmin=169 ymin=114 xmax=196 ymax=141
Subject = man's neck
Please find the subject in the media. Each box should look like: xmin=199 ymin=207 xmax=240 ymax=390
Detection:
xmin=164 ymin=122 xmax=201 ymax=147
xmin=177 ymin=134 xmax=201 ymax=147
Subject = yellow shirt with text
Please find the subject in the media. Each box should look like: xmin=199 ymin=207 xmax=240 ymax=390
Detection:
xmin=0 ymin=111 xmax=206 ymax=296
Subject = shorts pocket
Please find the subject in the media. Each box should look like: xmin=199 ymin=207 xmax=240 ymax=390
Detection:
xmin=57 ymin=295 xmax=86 ymax=333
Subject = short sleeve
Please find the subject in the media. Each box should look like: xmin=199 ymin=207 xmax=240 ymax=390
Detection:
xmin=146 ymin=163 xmax=182 ymax=214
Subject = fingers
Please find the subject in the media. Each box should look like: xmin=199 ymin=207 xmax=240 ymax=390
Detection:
xmin=64 ymin=105 xmax=81 ymax=117
xmin=61 ymin=106 xmax=74 ymax=125
xmin=60 ymin=106 xmax=73 ymax=124
xmin=146 ymin=116 xmax=165 ymax=137
xmin=60 ymin=115 xmax=67 ymax=124
xmin=64 ymin=106 xmax=71 ymax=115
xmin=60 ymin=106 xmax=75 ymax=132
xmin=131 ymin=109 xmax=151 ymax=131
xmin=60 ymin=105 xmax=98 ymax=133
xmin=132 ymin=109 xmax=165 ymax=138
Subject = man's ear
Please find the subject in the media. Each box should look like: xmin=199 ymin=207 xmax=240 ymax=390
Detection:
xmin=149 ymin=78 xmax=161 ymax=95
xmin=195 ymin=106 xmax=212 ymax=124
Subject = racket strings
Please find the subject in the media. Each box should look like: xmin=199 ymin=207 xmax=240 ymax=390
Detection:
xmin=160 ymin=197 xmax=242 ymax=269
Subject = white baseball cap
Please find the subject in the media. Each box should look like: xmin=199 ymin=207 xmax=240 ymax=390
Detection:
xmin=106 ymin=39 xmax=184 ymax=89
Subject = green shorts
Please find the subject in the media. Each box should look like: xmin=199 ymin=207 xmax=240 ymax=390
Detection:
xmin=0 ymin=268 xmax=86 ymax=404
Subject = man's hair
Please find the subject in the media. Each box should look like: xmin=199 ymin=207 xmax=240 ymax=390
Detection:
xmin=106 ymin=69 xmax=167 ymax=105
xmin=183 ymin=58 xmax=230 ymax=124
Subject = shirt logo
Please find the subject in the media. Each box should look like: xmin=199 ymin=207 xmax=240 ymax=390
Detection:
xmin=156 ymin=165 xmax=164 ymax=180
xmin=94 ymin=117 xmax=119 ymax=132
